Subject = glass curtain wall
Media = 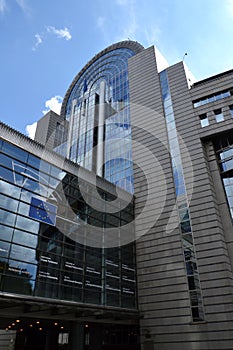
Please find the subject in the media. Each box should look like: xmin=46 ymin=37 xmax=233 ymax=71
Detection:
xmin=159 ymin=70 xmax=205 ymax=322
xmin=0 ymin=140 xmax=137 ymax=309
xmin=57 ymin=48 xmax=135 ymax=193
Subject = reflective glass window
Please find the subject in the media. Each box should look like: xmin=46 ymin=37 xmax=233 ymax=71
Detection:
xmin=0 ymin=180 xmax=21 ymax=199
xmin=9 ymin=244 xmax=37 ymax=264
xmin=0 ymin=241 xmax=10 ymax=258
xmin=12 ymin=230 xmax=38 ymax=249
xmin=0 ymin=225 xmax=13 ymax=242
xmin=0 ymin=166 xmax=14 ymax=183
xmin=15 ymin=215 xmax=39 ymax=233
xmin=2 ymin=141 xmax=28 ymax=162
xmin=160 ymin=69 xmax=204 ymax=322
xmin=193 ymin=90 xmax=232 ymax=108
xmin=0 ymin=194 xmax=18 ymax=212
xmin=214 ymin=109 xmax=224 ymax=123
xmin=229 ymin=105 xmax=233 ymax=118
xmin=199 ymin=113 xmax=209 ymax=127
xmin=0 ymin=209 xmax=16 ymax=226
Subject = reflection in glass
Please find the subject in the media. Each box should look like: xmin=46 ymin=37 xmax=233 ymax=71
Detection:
xmin=0 ymin=194 xmax=18 ymax=212
xmin=160 ymin=69 xmax=204 ymax=322
xmin=0 ymin=140 xmax=137 ymax=308
xmin=12 ymin=230 xmax=38 ymax=249
xmin=0 ymin=225 xmax=13 ymax=242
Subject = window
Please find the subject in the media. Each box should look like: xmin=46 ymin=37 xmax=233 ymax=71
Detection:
xmin=160 ymin=70 xmax=205 ymax=322
xmin=214 ymin=108 xmax=224 ymax=123
xmin=53 ymin=123 xmax=67 ymax=148
xmin=199 ymin=113 xmax=209 ymax=127
xmin=193 ymin=89 xmax=232 ymax=108
xmin=229 ymin=105 xmax=233 ymax=118
xmin=214 ymin=134 xmax=233 ymax=220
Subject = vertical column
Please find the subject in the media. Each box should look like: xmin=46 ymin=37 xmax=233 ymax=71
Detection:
xmin=66 ymin=99 xmax=77 ymax=159
xmin=96 ymin=80 xmax=106 ymax=177
xmin=88 ymin=324 xmax=102 ymax=350
xmin=68 ymin=322 xmax=84 ymax=350
xmin=45 ymin=329 xmax=59 ymax=350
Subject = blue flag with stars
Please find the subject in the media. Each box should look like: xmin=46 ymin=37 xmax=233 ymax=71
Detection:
xmin=29 ymin=197 xmax=57 ymax=226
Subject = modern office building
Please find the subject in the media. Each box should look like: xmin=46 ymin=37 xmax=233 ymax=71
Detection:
xmin=1 ymin=40 xmax=233 ymax=349
xmin=0 ymin=123 xmax=139 ymax=350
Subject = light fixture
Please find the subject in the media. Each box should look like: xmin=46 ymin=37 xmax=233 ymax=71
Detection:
xmin=16 ymin=320 xmax=20 ymax=323
xmin=54 ymin=322 xmax=58 ymax=326
xmin=36 ymin=321 xmax=40 ymax=324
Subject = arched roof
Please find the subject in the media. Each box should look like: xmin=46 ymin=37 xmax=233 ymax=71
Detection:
xmin=60 ymin=40 xmax=144 ymax=117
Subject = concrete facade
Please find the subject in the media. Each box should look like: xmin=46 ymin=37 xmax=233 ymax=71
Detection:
xmin=128 ymin=46 xmax=233 ymax=349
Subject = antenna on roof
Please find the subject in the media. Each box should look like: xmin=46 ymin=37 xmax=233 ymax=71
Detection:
xmin=183 ymin=52 xmax=188 ymax=61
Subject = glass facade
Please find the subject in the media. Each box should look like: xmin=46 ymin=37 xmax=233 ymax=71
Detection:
xmin=160 ymin=70 xmax=205 ymax=322
xmin=0 ymin=139 xmax=137 ymax=309
xmin=57 ymin=47 xmax=136 ymax=193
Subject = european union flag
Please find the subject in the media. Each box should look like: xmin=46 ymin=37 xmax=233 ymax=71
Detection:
xmin=29 ymin=197 xmax=57 ymax=226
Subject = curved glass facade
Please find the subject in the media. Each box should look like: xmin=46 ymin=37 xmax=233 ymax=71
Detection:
xmin=57 ymin=46 xmax=138 ymax=193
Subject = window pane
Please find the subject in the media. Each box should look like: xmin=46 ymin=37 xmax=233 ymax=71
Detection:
xmin=200 ymin=114 xmax=209 ymax=127
xmin=2 ymin=142 xmax=28 ymax=162
xmin=0 ymin=225 xmax=13 ymax=241
xmin=0 ymin=209 xmax=16 ymax=226
xmin=9 ymin=244 xmax=37 ymax=264
xmin=12 ymin=230 xmax=38 ymax=249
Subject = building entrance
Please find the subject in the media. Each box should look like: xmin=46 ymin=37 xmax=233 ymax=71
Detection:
xmin=0 ymin=317 xmax=140 ymax=350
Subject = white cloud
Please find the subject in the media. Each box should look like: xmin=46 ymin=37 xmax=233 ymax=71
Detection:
xmin=144 ymin=25 xmax=161 ymax=47
xmin=26 ymin=122 xmax=37 ymax=140
xmin=46 ymin=26 xmax=72 ymax=40
xmin=97 ymin=16 xmax=105 ymax=29
xmin=0 ymin=0 xmax=7 ymax=13
xmin=32 ymin=34 xmax=43 ymax=51
xmin=25 ymin=96 xmax=63 ymax=139
xmin=16 ymin=0 xmax=31 ymax=16
xmin=0 ymin=0 xmax=31 ymax=15
xmin=114 ymin=0 xmax=137 ymax=41
xmin=42 ymin=96 xmax=63 ymax=115
xmin=32 ymin=26 xmax=71 ymax=51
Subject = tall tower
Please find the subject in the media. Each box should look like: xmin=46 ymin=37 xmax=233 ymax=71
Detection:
xmin=36 ymin=41 xmax=144 ymax=193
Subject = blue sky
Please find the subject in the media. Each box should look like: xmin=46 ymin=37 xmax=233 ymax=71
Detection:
xmin=1 ymin=0 xmax=233 ymax=137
